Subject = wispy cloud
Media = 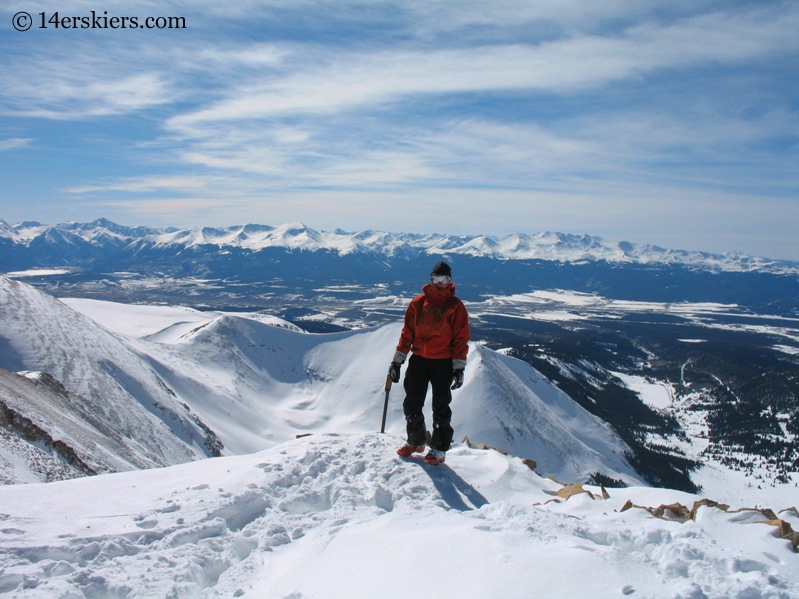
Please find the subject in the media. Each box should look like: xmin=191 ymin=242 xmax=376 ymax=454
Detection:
xmin=82 ymin=197 xmax=236 ymax=217
xmin=0 ymin=52 xmax=175 ymax=119
xmin=0 ymin=137 xmax=32 ymax=151
xmin=64 ymin=175 xmax=218 ymax=194
xmin=2 ymin=1 xmax=797 ymax=258
xmin=168 ymin=5 xmax=798 ymax=131
xmin=147 ymin=3 xmax=798 ymax=202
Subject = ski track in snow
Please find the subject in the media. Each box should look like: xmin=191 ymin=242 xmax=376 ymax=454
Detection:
xmin=0 ymin=433 xmax=796 ymax=599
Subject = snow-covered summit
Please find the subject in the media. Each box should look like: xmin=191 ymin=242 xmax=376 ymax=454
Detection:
xmin=0 ymin=432 xmax=795 ymax=598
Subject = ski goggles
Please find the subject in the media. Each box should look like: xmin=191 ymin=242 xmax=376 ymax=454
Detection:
xmin=430 ymin=274 xmax=452 ymax=285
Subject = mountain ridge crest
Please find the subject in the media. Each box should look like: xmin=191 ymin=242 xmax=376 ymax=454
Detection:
xmin=3 ymin=217 xmax=796 ymax=273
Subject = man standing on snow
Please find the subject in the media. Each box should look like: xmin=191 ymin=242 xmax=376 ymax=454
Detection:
xmin=388 ymin=261 xmax=470 ymax=465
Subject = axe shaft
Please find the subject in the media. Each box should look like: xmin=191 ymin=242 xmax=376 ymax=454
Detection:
xmin=380 ymin=374 xmax=392 ymax=433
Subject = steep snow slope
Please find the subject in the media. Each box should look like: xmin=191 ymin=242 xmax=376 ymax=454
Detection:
xmin=2 ymin=281 xmax=639 ymax=486
xmin=461 ymin=346 xmax=636 ymax=482
xmin=129 ymin=312 xmax=643 ymax=485
xmin=0 ymin=433 xmax=795 ymax=598
xmin=0 ymin=277 xmax=220 ymax=482
xmin=0 ymin=368 xmax=143 ymax=483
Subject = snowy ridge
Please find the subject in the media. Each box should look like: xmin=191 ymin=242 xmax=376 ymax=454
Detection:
xmin=452 ymin=346 xmax=637 ymax=483
xmin=0 ymin=279 xmax=640 ymax=486
xmin=0 ymin=433 xmax=796 ymax=598
xmin=3 ymin=218 xmax=796 ymax=273
xmin=0 ymin=277 xmax=221 ymax=478
xmin=132 ymin=309 xmax=644 ymax=484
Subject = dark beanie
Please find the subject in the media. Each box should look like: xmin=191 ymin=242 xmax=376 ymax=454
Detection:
xmin=431 ymin=261 xmax=452 ymax=276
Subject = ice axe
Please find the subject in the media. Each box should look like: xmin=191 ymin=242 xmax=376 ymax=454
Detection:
xmin=380 ymin=373 xmax=392 ymax=433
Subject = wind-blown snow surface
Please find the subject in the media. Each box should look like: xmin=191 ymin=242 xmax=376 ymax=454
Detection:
xmin=0 ymin=433 xmax=797 ymax=598
xmin=2 ymin=285 xmax=798 ymax=597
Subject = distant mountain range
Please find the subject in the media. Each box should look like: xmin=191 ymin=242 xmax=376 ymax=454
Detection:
xmin=2 ymin=218 xmax=797 ymax=273
xmin=2 ymin=218 xmax=798 ymax=317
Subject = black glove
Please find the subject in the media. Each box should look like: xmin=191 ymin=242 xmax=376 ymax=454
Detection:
xmin=451 ymin=368 xmax=464 ymax=390
xmin=389 ymin=362 xmax=402 ymax=383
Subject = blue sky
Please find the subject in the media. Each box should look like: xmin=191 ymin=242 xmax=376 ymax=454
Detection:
xmin=1 ymin=1 xmax=797 ymax=259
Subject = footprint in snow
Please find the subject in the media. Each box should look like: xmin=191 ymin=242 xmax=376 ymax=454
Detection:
xmin=133 ymin=514 xmax=158 ymax=529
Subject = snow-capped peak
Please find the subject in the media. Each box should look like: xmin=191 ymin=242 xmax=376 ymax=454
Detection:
xmin=3 ymin=218 xmax=796 ymax=273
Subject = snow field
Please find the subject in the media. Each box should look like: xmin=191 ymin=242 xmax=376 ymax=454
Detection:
xmin=0 ymin=433 xmax=796 ymax=598
xmin=58 ymin=291 xmax=643 ymax=486
xmin=3 ymin=284 xmax=797 ymax=597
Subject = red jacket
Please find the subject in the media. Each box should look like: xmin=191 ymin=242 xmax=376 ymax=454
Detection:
xmin=396 ymin=283 xmax=470 ymax=361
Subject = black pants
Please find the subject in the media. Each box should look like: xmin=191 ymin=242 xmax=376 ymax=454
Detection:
xmin=402 ymin=354 xmax=454 ymax=451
